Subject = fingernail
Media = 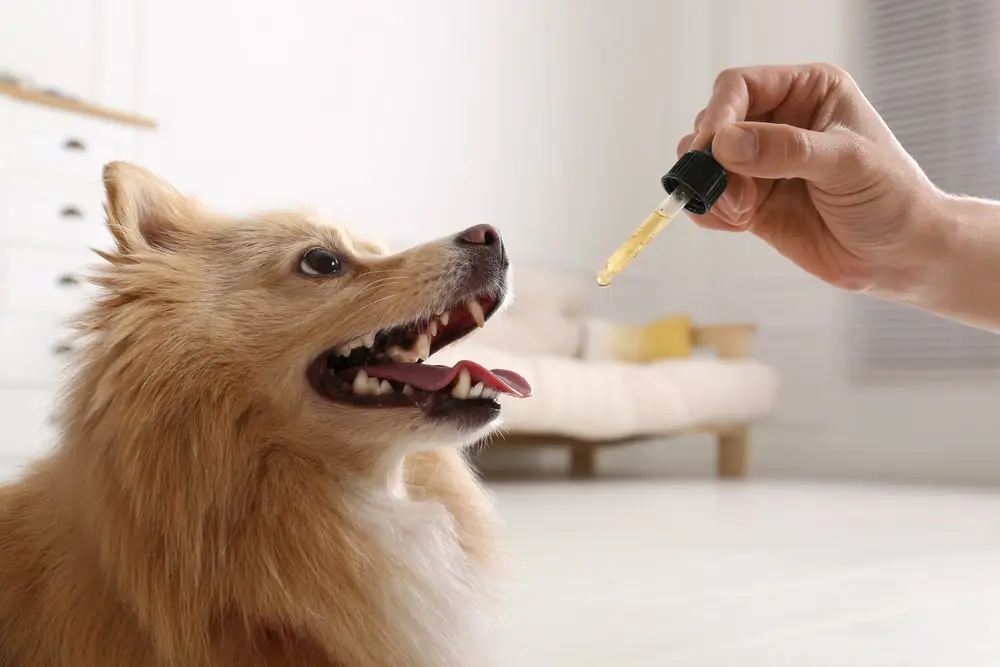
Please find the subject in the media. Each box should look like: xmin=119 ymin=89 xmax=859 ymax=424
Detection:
xmin=720 ymin=180 xmax=744 ymax=211
xmin=717 ymin=194 xmax=747 ymax=227
xmin=691 ymin=131 xmax=709 ymax=151
xmin=715 ymin=126 xmax=757 ymax=163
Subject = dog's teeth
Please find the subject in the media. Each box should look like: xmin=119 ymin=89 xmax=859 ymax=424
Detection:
xmin=388 ymin=345 xmax=419 ymax=363
xmin=428 ymin=320 xmax=439 ymax=337
xmin=402 ymin=384 xmax=415 ymax=396
xmin=377 ymin=380 xmax=393 ymax=396
xmin=451 ymin=368 xmax=472 ymax=399
xmin=468 ymin=382 xmax=484 ymax=399
xmin=439 ymin=312 xmax=450 ymax=326
xmin=482 ymin=387 xmax=498 ymax=400
xmin=340 ymin=338 xmax=363 ymax=356
xmin=363 ymin=332 xmax=376 ymax=348
xmin=368 ymin=377 xmax=381 ymax=393
xmin=414 ymin=333 xmax=431 ymax=360
xmin=353 ymin=370 xmax=370 ymax=395
xmin=466 ymin=299 xmax=486 ymax=328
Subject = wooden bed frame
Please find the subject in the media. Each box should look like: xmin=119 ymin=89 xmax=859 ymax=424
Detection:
xmin=489 ymin=324 xmax=757 ymax=480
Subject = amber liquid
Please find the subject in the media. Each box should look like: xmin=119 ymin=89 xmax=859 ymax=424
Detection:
xmin=596 ymin=187 xmax=693 ymax=287
xmin=596 ymin=210 xmax=669 ymax=285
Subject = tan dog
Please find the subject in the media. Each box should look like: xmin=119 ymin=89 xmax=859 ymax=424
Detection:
xmin=0 ymin=163 xmax=530 ymax=667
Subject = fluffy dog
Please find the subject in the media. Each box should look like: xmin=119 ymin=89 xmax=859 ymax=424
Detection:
xmin=0 ymin=162 xmax=530 ymax=667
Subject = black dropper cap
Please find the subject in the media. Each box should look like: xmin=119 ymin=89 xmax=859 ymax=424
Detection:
xmin=660 ymin=143 xmax=728 ymax=215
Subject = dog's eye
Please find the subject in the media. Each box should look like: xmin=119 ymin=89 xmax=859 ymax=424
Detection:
xmin=300 ymin=248 xmax=343 ymax=276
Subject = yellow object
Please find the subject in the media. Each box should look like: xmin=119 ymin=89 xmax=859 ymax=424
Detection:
xmin=596 ymin=187 xmax=693 ymax=287
xmin=632 ymin=315 xmax=693 ymax=361
xmin=588 ymin=315 xmax=693 ymax=363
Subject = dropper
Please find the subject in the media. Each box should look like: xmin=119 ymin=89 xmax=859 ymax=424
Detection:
xmin=596 ymin=144 xmax=729 ymax=287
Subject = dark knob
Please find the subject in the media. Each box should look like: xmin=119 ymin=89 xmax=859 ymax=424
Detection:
xmin=56 ymin=274 xmax=80 ymax=287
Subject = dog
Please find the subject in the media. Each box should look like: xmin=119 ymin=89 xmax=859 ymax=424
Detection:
xmin=0 ymin=162 xmax=530 ymax=666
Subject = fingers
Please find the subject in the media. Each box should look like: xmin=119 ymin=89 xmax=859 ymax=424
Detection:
xmin=693 ymin=108 xmax=707 ymax=134
xmin=712 ymin=121 xmax=861 ymax=183
xmin=688 ymin=214 xmax=747 ymax=233
xmin=693 ymin=63 xmax=848 ymax=146
xmin=676 ymin=132 xmax=695 ymax=158
xmin=676 ymin=132 xmax=754 ymax=227
xmin=677 ymin=64 xmax=862 ymax=233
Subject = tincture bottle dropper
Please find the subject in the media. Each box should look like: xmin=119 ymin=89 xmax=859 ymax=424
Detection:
xmin=597 ymin=144 xmax=729 ymax=287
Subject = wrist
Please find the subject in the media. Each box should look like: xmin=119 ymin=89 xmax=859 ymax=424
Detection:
xmin=871 ymin=187 xmax=955 ymax=305
xmin=888 ymin=189 xmax=1000 ymax=331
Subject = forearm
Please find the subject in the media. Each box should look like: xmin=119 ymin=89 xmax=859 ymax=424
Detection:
xmin=897 ymin=193 xmax=1000 ymax=332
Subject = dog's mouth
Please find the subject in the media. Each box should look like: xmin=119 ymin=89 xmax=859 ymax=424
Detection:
xmin=309 ymin=292 xmax=531 ymax=416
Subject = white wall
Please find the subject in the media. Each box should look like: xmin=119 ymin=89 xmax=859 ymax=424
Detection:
xmin=7 ymin=0 xmax=997 ymax=483
xmin=138 ymin=0 xmax=712 ymax=286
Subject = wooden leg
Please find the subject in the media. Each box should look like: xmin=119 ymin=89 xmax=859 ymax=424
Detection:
xmin=569 ymin=445 xmax=597 ymax=478
xmin=717 ymin=427 xmax=749 ymax=479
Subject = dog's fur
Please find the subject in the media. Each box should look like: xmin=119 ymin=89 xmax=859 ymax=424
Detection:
xmin=0 ymin=163 xmax=508 ymax=666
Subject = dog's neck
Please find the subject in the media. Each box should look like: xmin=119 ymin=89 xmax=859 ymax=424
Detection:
xmin=56 ymin=400 xmax=492 ymax=667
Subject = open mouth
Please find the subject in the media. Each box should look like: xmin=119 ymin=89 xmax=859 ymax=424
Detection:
xmin=309 ymin=292 xmax=531 ymax=417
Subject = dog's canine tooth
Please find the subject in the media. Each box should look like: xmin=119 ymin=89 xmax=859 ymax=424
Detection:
xmin=353 ymin=370 xmax=370 ymax=395
xmin=368 ymin=377 xmax=381 ymax=394
xmin=363 ymin=332 xmax=376 ymax=348
xmin=428 ymin=320 xmax=439 ymax=337
xmin=482 ymin=387 xmax=498 ymax=400
xmin=338 ymin=338 xmax=362 ymax=356
xmin=414 ymin=334 xmax=431 ymax=360
xmin=468 ymin=382 xmax=484 ymax=399
xmin=451 ymin=369 xmax=472 ymax=399
xmin=342 ymin=337 xmax=366 ymax=356
xmin=439 ymin=311 xmax=450 ymax=326
xmin=377 ymin=380 xmax=393 ymax=396
xmin=466 ymin=299 xmax=485 ymax=328
xmin=388 ymin=345 xmax=419 ymax=363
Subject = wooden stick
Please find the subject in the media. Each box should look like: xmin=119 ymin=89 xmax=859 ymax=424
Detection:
xmin=0 ymin=83 xmax=157 ymax=129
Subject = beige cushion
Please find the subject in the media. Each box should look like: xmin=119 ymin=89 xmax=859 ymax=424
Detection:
xmin=431 ymin=341 xmax=778 ymax=441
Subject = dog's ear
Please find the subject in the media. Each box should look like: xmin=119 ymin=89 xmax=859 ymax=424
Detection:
xmin=341 ymin=227 xmax=391 ymax=257
xmin=102 ymin=161 xmax=200 ymax=254
xmin=354 ymin=237 xmax=391 ymax=257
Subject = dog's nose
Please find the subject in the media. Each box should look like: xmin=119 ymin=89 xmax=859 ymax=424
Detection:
xmin=456 ymin=224 xmax=503 ymax=257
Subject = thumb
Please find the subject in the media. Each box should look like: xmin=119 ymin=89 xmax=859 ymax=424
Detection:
xmin=712 ymin=122 xmax=853 ymax=182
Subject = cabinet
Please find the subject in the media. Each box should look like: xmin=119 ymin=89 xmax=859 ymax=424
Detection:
xmin=0 ymin=90 xmax=155 ymax=472
xmin=0 ymin=0 xmax=155 ymax=477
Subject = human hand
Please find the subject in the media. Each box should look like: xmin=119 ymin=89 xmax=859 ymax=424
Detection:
xmin=678 ymin=63 xmax=945 ymax=296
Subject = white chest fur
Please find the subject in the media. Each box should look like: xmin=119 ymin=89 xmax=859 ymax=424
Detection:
xmin=351 ymin=490 xmax=495 ymax=667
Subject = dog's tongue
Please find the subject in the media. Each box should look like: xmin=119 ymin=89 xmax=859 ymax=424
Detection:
xmin=364 ymin=360 xmax=531 ymax=398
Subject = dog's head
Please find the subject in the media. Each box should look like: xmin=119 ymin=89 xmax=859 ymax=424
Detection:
xmin=83 ymin=162 xmax=529 ymax=471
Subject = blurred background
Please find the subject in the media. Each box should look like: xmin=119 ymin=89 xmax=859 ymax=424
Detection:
xmin=2 ymin=0 xmax=1000 ymax=665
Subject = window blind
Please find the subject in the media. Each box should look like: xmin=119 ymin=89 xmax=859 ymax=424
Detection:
xmin=848 ymin=0 xmax=1000 ymax=374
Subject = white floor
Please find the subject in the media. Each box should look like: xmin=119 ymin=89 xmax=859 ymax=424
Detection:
xmin=5 ymin=462 xmax=999 ymax=665
xmin=491 ymin=480 xmax=1000 ymax=667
